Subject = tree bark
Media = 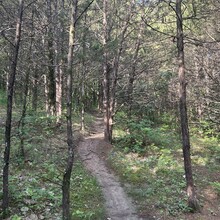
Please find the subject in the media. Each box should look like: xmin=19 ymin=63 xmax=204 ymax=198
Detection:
xmin=80 ymin=13 xmax=87 ymax=132
xmin=55 ymin=0 xmax=64 ymax=121
xmin=102 ymin=0 xmax=111 ymax=142
xmin=102 ymin=0 xmax=133 ymax=142
xmin=62 ymin=0 xmax=78 ymax=219
xmin=2 ymin=0 xmax=24 ymax=217
xmin=127 ymin=24 xmax=142 ymax=116
xmin=18 ymin=5 xmax=35 ymax=159
xmin=46 ymin=0 xmax=56 ymax=116
xmin=32 ymin=69 xmax=38 ymax=111
xmin=176 ymin=0 xmax=200 ymax=211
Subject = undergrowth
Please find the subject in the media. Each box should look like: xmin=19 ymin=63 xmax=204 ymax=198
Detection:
xmin=71 ymin=162 xmax=105 ymax=220
xmin=109 ymin=111 xmax=220 ymax=219
xmin=0 ymin=109 xmax=105 ymax=219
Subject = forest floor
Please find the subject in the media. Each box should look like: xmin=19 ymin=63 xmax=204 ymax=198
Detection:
xmin=0 ymin=109 xmax=106 ymax=220
xmin=0 ymin=106 xmax=219 ymax=220
xmin=78 ymin=113 xmax=220 ymax=220
xmin=78 ymin=114 xmax=144 ymax=220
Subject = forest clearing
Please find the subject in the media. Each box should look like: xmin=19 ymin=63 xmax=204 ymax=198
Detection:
xmin=1 ymin=0 xmax=220 ymax=219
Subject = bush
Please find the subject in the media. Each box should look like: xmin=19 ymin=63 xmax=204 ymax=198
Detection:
xmin=114 ymin=115 xmax=175 ymax=154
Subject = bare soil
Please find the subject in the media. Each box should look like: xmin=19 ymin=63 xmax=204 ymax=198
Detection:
xmin=77 ymin=115 xmax=144 ymax=220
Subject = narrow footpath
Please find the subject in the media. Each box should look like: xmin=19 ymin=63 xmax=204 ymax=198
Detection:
xmin=77 ymin=115 xmax=142 ymax=220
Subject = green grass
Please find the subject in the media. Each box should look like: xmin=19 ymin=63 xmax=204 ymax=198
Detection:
xmin=108 ymin=148 xmax=190 ymax=217
xmin=0 ymin=110 xmax=105 ymax=219
xmin=71 ymin=162 xmax=105 ymax=220
xmin=113 ymin=112 xmax=180 ymax=156
xmin=0 ymin=159 xmax=105 ymax=219
xmin=72 ymin=112 xmax=95 ymax=128
xmin=109 ymin=112 xmax=220 ymax=218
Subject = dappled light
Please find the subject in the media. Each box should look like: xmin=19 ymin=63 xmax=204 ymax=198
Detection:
xmin=1 ymin=0 xmax=220 ymax=219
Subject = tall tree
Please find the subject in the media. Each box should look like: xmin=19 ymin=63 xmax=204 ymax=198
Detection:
xmin=46 ymin=0 xmax=56 ymax=116
xmin=102 ymin=0 xmax=135 ymax=142
xmin=102 ymin=0 xmax=110 ymax=142
xmin=2 ymin=0 xmax=24 ymax=217
xmin=55 ymin=0 xmax=65 ymax=121
xmin=127 ymin=20 xmax=143 ymax=116
xmin=176 ymin=0 xmax=200 ymax=211
xmin=80 ymin=13 xmax=87 ymax=131
xmin=18 ymin=4 xmax=35 ymax=159
xmin=62 ymin=0 xmax=78 ymax=219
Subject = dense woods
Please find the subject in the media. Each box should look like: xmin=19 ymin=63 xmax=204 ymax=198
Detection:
xmin=0 ymin=0 xmax=220 ymax=219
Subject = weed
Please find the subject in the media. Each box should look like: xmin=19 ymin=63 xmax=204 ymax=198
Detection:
xmin=0 ymin=110 xmax=105 ymax=219
xmin=71 ymin=162 xmax=106 ymax=220
xmin=11 ymin=215 xmax=22 ymax=220
xmin=110 ymin=111 xmax=220 ymax=219
xmin=113 ymin=112 xmax=179 ymax=155
xmin=210 ymin=182 xmax=220 ymax=196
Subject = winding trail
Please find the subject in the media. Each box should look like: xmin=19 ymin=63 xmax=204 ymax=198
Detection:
xmin=78 ymin=115 xmax=142 ymax=220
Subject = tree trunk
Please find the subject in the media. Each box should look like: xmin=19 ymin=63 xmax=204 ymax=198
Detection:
xmin=2 ymin=0 xmax=24 ymax=217
xmin=98 ymin=80 xmax=103 ymax=111
xmin=127 ymin=26 xmax=142 ymax=116
xmin=62 ymin=0 xmax=78 ymax=219
xmin=46 ymin=0 xmax=56 ymax=116
xmin=19 ymin=69 xmax=29 ymax=159
xmin=18 ymin=5 xmax=35 ymax=159
xmin=44 ymin=74 xmax=49 ymax=113
xmin=176 ymin=0 xmax=200 ymax=211
xmin=32 ymin=69 xmax=38 ymax=111
xmin=55 ymin=0 xmax=64 ymax=121
xmin=102 ymin=0 xmax=111 ymax=142
xmin=81 ymin=14 xmax=87 ymax=132
xmin=102 ymin=1 xmax=134 ymax=142
xmin=55 ymin=60 xmax=62 ymax=120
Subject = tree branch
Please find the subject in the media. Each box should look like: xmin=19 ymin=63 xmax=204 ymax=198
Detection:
xmin=75 ymin=0 xmax=95 ymax=25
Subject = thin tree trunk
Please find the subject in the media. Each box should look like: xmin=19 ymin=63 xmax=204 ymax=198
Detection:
xmin=103 ymin=1 xmax=134 ymax=142
xmin=62 ymin=0 xmax=78 ymax=219
xmin=127 ymin=25 xmax=142 ymax=116
xmin=46 ymin=0 xmax=56 ymax=116
xmin=102 ymin=0 xmax=111 ymax=142
xmin=18 ymin=5 xmax=35 ymax=159
xmin=55 ymin=62 xmax=62 ymax=119
xmin=32 ymin=69 xmax=38 ymax=111
xmin=81 ymin=69 xmax=85 ymax=132
xmin=2 ymin=0 xmax=24 ymax=217
xmin=19 ymin=70 xmax=29 ymax=159
xmin=98 ymin=80 xmax=103 ymax=111
xmin=81 ymin=14 xmax=87 ymax=132
xmin=55 ymin=0 xmax=63 ymax=121
xmin=44 ymin=74 xmax=49 ymax=113
xmin=176 ymin=0 xmax=200 ymax=211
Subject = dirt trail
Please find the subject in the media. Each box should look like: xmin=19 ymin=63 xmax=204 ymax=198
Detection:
xmin=78 ymin=115 xmax=142 ymax=220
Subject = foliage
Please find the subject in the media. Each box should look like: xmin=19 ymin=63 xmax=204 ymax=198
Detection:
xmin=0 ymin=110 xmax=105 ymax=219
xmin=1 ymin=0 xmax=220 ymax=218
xmin=210 ymin=182 xmax=220 ymax=196
xmin=71 ymin=162 xmax=105 ymax=220
xmin=114 ymin=112 xmax=179 ymax=155
xmin=110 ymin=111 xmax=220 ymax=218
xmin=192 ymin=120 xmax=220 ymax=139
xmin=11 ymin=215 xmax=22 ymax=220
xmin=0 ymin=162 xmax=62 ymax=219
xmin=108 ymin=147 xmax=191 ymax=217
